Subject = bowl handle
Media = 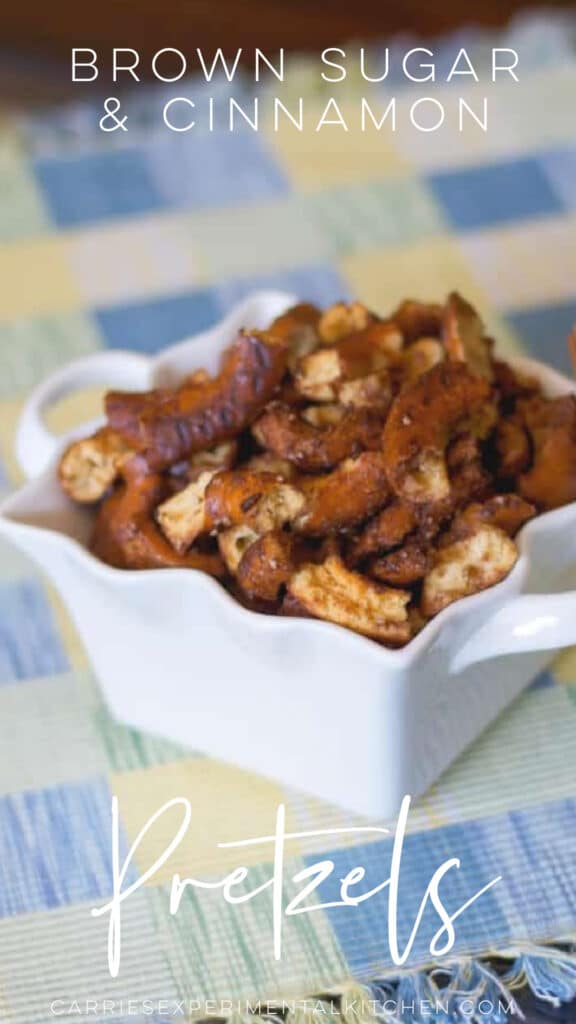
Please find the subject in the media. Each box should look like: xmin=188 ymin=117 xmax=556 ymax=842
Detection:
xmin=15 ymin=350 xmax=152 ymax=479
xmin=451 ymin=591 xmax=576 ymax=673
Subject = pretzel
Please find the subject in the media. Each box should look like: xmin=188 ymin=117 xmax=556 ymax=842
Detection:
xmin=337 ymin=373 xmax=393 ymax=410
xmin=156 ymin=470 xmax=216 ymax=553
xmin=287 ymin=555 xmax=411 ymax=644
xmin=245 ymin=452 xmax=295 ymax=479
xmin=295 ymin=322 xmax=400 ymax=402
xmin=447 ymin=494 xmax=535 ymax=543
xmin=421 ymin=524 xmax=518 ymax=617
xmin=494 ymin=416 xmax=531 ymax=479
xmin=382 ymin=362 xmax=493 ymax=504
xmin=236 ymin=531 xmax=296 ymax=602
xmin=204 ymin=469 xmax=305 ymax=532
xmin=445 ymin=433 xmax=492 ymax=508
xmin=390 ymin=299 xmax=443 ymax=343
xmin=318 ymin=301 xmax=374 ymax=344
xmin=369 ymin=542 xmax=429 ymax=587
xmin=295 ymin=451 xmax=389 ymax=535
xmin=252 ymin=402 xmax=385 ymax=472
xmin=218 ymin=524 xmax=261 ymax=574
xmin=408 ymin=434 xmax=492 ymax=545
xmin=301 ymin=403 xmax=345 ymax=428
xmin=59 ymin=428 xmax=133 ymax=503
xmin=90 ymin=456 xmax=224 ymax=575
xmin=442 ymin=292 xmax=493 ymax=380
xmin=518 ymin=395 xmax=576 ymax=509
xmin=106 ymin=329 xmax=288 ymax=469
xmin=294 ymin=348 xmax=342 ymax=403
xmin=402 ymin=338 xmax=444 ymax=384
xmin=349 ymin=500 xmax=417 ymax=562
xmin=353 ymin=435 xmax=490 ymax=558
xmin=183 ymin=440 xmax=238 ymax=481
xmin=270 ymin=303 xmax=321 ymax=368
xmin=350 ymin=434 xmax=487 ymax=561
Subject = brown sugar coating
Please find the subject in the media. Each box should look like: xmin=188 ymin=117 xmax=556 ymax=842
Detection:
xmin=252 ymin=402 xmax=385 ymax=472
xmin=106 ymin=329 xmax=288 ymax=469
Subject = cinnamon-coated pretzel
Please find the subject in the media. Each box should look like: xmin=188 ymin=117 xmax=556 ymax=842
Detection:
xmin=91 ymin=455 xmax=224 ymax=576
xmin=106 ymin=329 xmax=288 ymax=469
xmin=57 ymin=294 xmax=576 ymax=647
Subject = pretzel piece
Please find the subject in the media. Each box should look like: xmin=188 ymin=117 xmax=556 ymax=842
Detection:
xmin=442 ymin=292 xmax=493 ymax=380
xmin=318 ymin=301 xmax=373 ymax=343
xmin=382 ymin=362 xmax=493 ymax=504
xmin=350 ymin=500 xmax=417 ymax=562
xmin=446 ymin=433 xmax=492 ymax=508
xmin=448 ymin=494 xmax=535 ymax=542
xmin=296 ymin=322 xmax=400 ymax=402
xmin=288 ymin=555 xmax=411 ymax=643
xmin=421 ymin=524 xmax=517 ymax=617
xmin=218 ymin=524 xmax=261 ymax=574
xmin=402 ymin=338 xmax=444 ymax=384
xmin=270 ymin=303 xmax=321 ymax=368
xmin=236 ymin=531 xmax=295 ymax=602
xmin=184 ymin=440 xmax=238 ymax=480
xmin=408 ymin=434 xmax=492 ymax=545
xmin=90 ymin=456 xmax=224 ymax=575
xmin=156 ymin=470 xmax=216 ymax=553
xmin=252 ymin=402 xmax=384 ymax=472
xmin=337 ymin=373 xmax=392 ymax=410
xmin=59 ymin=428 xmax=133 ymax=503
xmin=369 ymin=541 xmax=429 ymax=586
xmin=295 ymin=452 xmax=389 ymax=535
xmin=106 ymin=330 xmax=288 ymax=469
xmin=494 ymin=417 xmax=531 ymax=479
xmin=205 ymin=470 xmax=305 ymax=532
xmin=245 ymin=452 xmax=295 ymax=479
xmin=518 ymin=395 xmax=576 ymax=509
xmin=301 ymin=403 xmax=345 ymax=428
xmin=293 ymin=348 xmax=340 ymax=402
xmin=390 ymin=299 xmax=443 ymax=343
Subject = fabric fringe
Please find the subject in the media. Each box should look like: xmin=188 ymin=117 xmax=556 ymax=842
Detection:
xmin=195 ymin=942 xmax=576 ymax=1024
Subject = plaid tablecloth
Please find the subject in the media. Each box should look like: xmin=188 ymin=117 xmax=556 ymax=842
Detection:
xmin=1 ymin=13 xmax=576 ymax=1024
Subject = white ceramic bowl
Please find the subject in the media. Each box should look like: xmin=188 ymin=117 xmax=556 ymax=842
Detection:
xmin=2 ymin=290 xmax=576 ymax=818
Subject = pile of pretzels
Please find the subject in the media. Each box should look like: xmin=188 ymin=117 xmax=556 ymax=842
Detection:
xmin=58 ymin=295 xmax=576 ymax=647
